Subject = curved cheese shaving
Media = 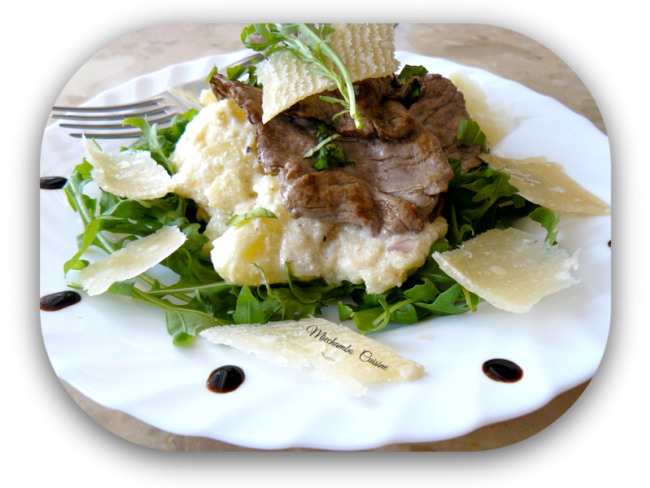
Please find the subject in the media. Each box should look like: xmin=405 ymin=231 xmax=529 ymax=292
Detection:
xmin=79 ymin=226 xmax=186 ymax=296
xmin=83 ymin=137 xmax=176 ymax=200
xmin=257 ymin=23 xmax=399 ymax=123
xmin=433 ymin=228 xmax=580 ymax=313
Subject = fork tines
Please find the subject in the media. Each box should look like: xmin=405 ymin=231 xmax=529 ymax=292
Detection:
xmin=51 ymin=95 xmax=174 ymax=139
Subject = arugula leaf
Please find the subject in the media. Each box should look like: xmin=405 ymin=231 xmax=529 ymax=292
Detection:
xmin=160 ymin=223 xmax=223 ymax=286
xmin=392 ymin=303 xmax=419 ymax=325
xmin=271 ymin=288 xmax=320 ymax=321
xmin=285 ymin=263 xmax=322 ymax=304
xmin=233 ymin=286 xmax=266 ymax=324
xmin=397 ymin=65 xmax=428 ymax=81
xmin=528 ymin=207 xmax=561 ymax=245
xmin=130 ymin=288 xmax=229 ymax=345
xmin=414 ymin=284 xmax=471 ymax=315
xmin=457 ymin=120 xmax=489 ymax=152
xmin=394 ymin=65 xmax=428 ymax=100
xmin=225 ymin=208 xmax=277 ymax=227
xmin=241 ymin=23 xmax=364 ymax=129
xmin=227 ymin=62 xmax=261 ymax=88
xmin=206 ymin=65 xmax=218 ymax=84
xmin=338 ymin=302 xmax=354 ymax=321
xmin=353 ymin=306 xmax=386 ymax=333
xmin=403 ymin=279 xmax=440 ymax=302
xmin=443 ymin=163 xmax=529 ymax=248
xmin=107 ymin=278 xmax=136 ymax=297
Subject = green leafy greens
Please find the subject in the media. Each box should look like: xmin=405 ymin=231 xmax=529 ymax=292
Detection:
xmin=226 ymin=60 xmax=262 ymax=88
xmin=393 ymin=64 xmax=428 ymax=100
xmin=304 ymin=124 xmax=353 ymax=171
xmin=241 ymin=23 xmax=364 ymax=129
xmin=457 ymin=120 xmax=489 ymax=153
xmin=443 ymin=158 xmax=540 ymax=249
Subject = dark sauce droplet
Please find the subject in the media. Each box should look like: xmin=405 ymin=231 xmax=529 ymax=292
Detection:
xmin=207 ymin=365 xmax=245 ymax=393
xmin=40 ymin=291 xmax=81 ymax=311
xmin=608 ymin=240 xmax=611 ymax=248
xmin=40 ymin=176 xmax=68 ymax=190
xmin=482 ymin=359 xmax=523 ymax=383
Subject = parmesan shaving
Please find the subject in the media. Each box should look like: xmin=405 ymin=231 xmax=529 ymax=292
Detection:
xmin=83 ymin=137 xmax=176 ymax=200
xmin=200 ymin=318 xmax=424 ymax=396
xmin=481 ymin=154 xmax=611 ymax=215
xmin=79 ymin=226 xmax=186 ymax=296
xmin=256 ymin=23 xmax=399 ymax=123
xmin=433 ymin=228 xmax=580 ymax=313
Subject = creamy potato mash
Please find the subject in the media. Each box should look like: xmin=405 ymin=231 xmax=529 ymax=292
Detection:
xmin=170 ymin=99 xmax=447 ymax=295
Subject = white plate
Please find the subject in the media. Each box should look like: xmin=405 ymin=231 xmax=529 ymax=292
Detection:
xmin=40 ymin=50 xmax=611 ymax=450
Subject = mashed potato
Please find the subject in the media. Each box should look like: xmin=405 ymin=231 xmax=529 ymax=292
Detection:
xmin=171 ymin=99 xmax=447 ymax=295
xmin=170 ymin=99 xmax=264 ymax=235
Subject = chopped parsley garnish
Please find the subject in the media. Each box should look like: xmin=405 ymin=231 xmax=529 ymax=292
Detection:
xmin=304 ymin=124 xmax=354 ymax=171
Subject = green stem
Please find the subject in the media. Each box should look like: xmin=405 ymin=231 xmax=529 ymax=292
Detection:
xmin=372 ymin=297 xmax=418 ymax=327
xmin=297 ymin=23 xmax=363 ymax=130
xmin=144 ymin=282 xmax=232 ymax=296
xmin=303 ymin=134 xmax=340 ymax=158
xmin=131 ymin=288 xmax=230 ymax=326
xmin=68 ymin=180 xmax=117 ymax=254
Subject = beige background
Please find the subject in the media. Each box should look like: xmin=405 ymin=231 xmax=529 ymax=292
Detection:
xmin=53 ymin=23 xmax=604 ymax=451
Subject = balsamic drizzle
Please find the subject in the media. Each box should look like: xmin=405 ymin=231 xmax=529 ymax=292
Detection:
xmin=482 ymin=359 xmax=523 ymax=383
xmin=207 ymin=365 xmax=245 ymax=393
xmin=40 ymin=291 xmax=81 ymax=311
xmin=40 ymin=176 xmax=68 ymax=190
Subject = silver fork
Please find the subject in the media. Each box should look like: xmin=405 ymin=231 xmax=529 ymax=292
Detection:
xmin=51 ymin=53 xmax=263 ymax=139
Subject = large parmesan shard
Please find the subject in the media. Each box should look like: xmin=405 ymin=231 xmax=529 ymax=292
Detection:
xmin=433 ymin=228 xmax=580 ymax=313
xmin=256 ymin=23 xmax=399 ymax=123
xmin=83 ymin=137 xmax=176 ymax=200
xmin=481 ymin=154 xmax=611 ymax=215
xmin=79 ymin=226 xmax=186 ymax=296
xmin=200 ymin=318 xmax=424 ymax=396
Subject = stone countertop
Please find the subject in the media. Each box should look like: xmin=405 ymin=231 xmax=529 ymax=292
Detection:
xmin=53 ymin=23 xmax=603 ymax=451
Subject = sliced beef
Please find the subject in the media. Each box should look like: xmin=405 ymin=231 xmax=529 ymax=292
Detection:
xmin=284 ymin=76 xmax=421 ymax=140
xmin=210 ymin=74 xmax=454 ymax=235
xmin=337 ymin=120 xmax=450 ymax=197
xmin=281 ymin=166 xmax=424 ymax=235
xmin=408 ymin=74 xmax=482 ymax=172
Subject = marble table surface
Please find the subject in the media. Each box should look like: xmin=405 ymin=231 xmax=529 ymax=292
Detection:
xmin=51 ymin=23 xmax=604 ymax=451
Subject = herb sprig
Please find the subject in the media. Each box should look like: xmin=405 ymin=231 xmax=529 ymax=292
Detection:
xmin=241 ymin=23 xmax=364 ymax=129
